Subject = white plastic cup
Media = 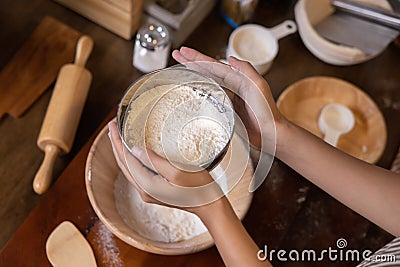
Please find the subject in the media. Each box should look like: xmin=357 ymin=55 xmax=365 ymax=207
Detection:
xmin=318 ymin=103 xmax=355 ymax=147
xmin=227 ymin=20 xmax=297 ymax=75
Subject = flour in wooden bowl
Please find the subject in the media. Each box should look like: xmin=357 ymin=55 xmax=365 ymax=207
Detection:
xmin=114 ymin=172 xmax=207 ymax=243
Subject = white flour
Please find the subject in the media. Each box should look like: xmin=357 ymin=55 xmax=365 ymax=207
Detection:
xmin=114 ymin=172 xmax=207 ymax=243
xmin=92 ymin=222 xmax=124 ymax=267
xmin=233 ymin=31 xmax=270 ymax=62
xmin=123 ymin=84 xmax=230 ymax=167
xmin=117 ymin=84 xmax=231 ymax=242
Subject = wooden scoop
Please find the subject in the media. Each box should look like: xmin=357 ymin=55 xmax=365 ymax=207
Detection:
xmin=46 ymin=221 xmax=97 ymax=267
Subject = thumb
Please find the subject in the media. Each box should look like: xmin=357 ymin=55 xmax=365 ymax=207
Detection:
xmin=131 ymin=146 xmax=177 ymax=180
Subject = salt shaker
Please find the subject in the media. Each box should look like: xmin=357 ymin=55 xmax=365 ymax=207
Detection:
xmin=133 ymin=23 xmax=171 ymax=73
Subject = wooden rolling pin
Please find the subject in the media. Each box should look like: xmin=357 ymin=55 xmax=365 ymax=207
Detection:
xmin=33 ymin=35 xmax=94 ymax=195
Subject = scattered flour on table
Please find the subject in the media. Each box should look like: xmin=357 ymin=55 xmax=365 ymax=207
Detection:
xmin=114 ymin=172 xmax=207 ymax=243
xmin=93 ymin=222 xmax=124 ymax=267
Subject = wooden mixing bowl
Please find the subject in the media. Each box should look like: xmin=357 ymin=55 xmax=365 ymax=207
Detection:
xmin=85 ymin=123 xmax=254 ymax=255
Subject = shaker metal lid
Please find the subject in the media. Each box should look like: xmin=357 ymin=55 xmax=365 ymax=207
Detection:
xmin=137 ymin=24 xmax=170 ymax=50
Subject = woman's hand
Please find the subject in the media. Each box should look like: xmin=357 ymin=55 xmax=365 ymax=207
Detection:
xmin=108 ymin=120 xmax=227 ymax=217
xmin=172 ymin=47 xmax=286 ymax=150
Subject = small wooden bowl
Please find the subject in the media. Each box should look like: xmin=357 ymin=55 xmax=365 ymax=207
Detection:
xmin=277 ymin=76 xmax=387 ymax=163
xmin=85 ymin=123 xmax=254 ymax=255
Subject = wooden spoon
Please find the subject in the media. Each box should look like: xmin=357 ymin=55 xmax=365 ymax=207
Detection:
xmin=46 ymin=221 xmax=97 ymax=267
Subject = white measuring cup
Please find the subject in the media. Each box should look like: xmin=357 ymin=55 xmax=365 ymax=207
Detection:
xmin=227 ymin=20 xmax=297 ymax=75
xmin=318 ymin=103 xmax=355 ymax=147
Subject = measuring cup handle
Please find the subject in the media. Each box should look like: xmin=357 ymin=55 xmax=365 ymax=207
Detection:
xmin=270 ymin=20 xmax=297 ymax=40
xmin=324 ymin=130 xmax=340 ymax=147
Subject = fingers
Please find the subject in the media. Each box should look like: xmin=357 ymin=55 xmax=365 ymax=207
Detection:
xmin=171 ymin=49 xmax=188 ymax=63
xmin=172 ymin=47 xmax=243 ymax=96
xmin=108 ymin=125 xmax=157 ymax=203
xmin=107 ymin=120 xmax=178 ymax=183
xmin=172 ymin=47 xmax=219 ymax=64
xmin=108 ymin=121 xmax=157 ymax=187
xmin=173 ymin=46 xmax=267 ymax=93
xmin=131 ymin=146 xmax=178 ymax=181
xmin=108 ymin=120 xmax=130 ymax=175
xmin=173 ymin=47 xmax=268 ymax=100
xmin=172 ymin=47 xmax=223 ymax=81
xmin=228 ymin=56 xmax=280 ymax=118
xmin=227 ymin=56 xmax=269 ymax=90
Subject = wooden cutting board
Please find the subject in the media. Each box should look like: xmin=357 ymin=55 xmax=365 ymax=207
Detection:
xmin=0 ymin=16 xmax=81 ymax=118
xmin=86 ymin=220 xmax=224 ymax=267
xmin=0 ymin=109 xmax=311 ymax=266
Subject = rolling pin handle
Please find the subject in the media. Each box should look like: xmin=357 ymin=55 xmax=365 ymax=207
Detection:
xmin=74 ymin=35 xmax=94 ymax=67
xmin=33 ymin=144 xmax=61 ymax=195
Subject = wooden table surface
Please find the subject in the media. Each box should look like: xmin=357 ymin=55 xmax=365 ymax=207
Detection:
xmin=1 ymin=0 xmax=399 ymax=266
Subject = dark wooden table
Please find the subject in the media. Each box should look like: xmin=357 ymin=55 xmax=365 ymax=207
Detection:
xmin=1 ymin=0 xmax=399 ymax=266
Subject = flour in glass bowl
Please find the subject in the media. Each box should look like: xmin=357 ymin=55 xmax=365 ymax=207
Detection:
xmin=113 ymin=172 xmax=207 ymax=243
xmin=123 ymin=84 xmax=231 ymax=167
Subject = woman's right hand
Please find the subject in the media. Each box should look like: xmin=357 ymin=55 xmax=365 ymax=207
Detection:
xmin=172 ymin=47 xmax=286 ymax=151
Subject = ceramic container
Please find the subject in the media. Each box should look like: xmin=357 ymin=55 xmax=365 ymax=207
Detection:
xmin=294 ymin=0 xmax=394 ymax=65
xmin=227 ymin=20 xmax=297 ymax=75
